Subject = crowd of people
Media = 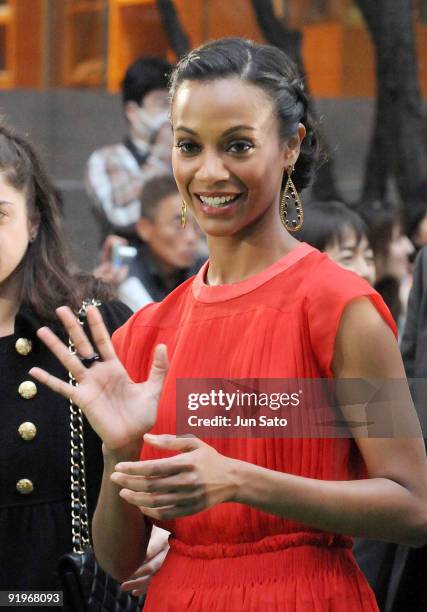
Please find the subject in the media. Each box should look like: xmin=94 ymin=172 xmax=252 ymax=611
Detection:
xmin=1 ymin=37 xmax=427 ymax=612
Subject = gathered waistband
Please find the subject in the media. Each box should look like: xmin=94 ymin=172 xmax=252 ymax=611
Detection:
xmin=170 ymin=532 xmax=352 ymax=559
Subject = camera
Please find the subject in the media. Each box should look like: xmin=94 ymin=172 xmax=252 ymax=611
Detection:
xmin=111 ymin=244 xmax=137 ymax=268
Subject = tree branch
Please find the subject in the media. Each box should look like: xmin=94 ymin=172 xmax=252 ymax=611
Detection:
xmin=250 ymin=0 xmax=342 ymax=201
xmin=156 ymin=0 xmax=190 ymax=59
xmin=250 ymin=0 xmax=303 ymax=72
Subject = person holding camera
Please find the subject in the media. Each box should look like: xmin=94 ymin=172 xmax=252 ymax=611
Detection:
xmin=94 ymin=174 xmax=204 ymax=311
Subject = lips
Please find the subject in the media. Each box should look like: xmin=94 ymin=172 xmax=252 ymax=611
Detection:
xmin=198 ymin=194 xmax=240 ymax=207
xmin=194 ymin=192 xmax=243 ymax=216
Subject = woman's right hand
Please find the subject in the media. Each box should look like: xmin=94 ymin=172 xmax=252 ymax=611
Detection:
xmin=30 ymin=306 xmax=168 ymax=452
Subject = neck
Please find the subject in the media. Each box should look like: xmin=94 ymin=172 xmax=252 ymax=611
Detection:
xmin=205 ymin=210 xmax=298 ymax=286
xmin=128 ymin=130 xmax=150 ymax=152
xmin=0 ymin=272 xmax=22 ymax=336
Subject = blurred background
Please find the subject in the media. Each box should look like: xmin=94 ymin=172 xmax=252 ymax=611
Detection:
xmin=0 ymin=0 xmax=426 ymax=270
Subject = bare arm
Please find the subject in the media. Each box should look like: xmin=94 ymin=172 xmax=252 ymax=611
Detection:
xmin=29 ymin=306 xmax=168 ymax=579
xmin=232 ymin=298 xmax=427 ymax=545
xmin=92 ymin=443 xmax=151 ymax=581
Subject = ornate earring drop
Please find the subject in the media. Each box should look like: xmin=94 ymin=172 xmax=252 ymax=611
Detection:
xmin=181 ymin=200 xmax=187 ymax=228
xmin=279 ymin=166 xmax=304 ymax=232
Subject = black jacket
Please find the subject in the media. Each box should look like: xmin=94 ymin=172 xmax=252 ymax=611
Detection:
xmin=0 ymin=300 xmax=131 ymax=596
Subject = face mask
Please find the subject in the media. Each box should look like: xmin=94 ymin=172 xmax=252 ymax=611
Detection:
xmin=151 ymin=142 xmax=172 ymax=164
xmin=132 ymin=108 xmax=169 ymax=143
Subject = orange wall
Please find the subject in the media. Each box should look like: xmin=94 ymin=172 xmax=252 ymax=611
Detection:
xmin=108 ymin=0 xmax=427 ymax=99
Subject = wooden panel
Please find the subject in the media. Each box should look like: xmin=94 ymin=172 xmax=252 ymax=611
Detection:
xmin=0 ymin=0 xmax=13 ymax=88
xmin=174 ymin=0 xmax=204 ymax=48
xmin=205 ymin=0 xmax=264 ymax=43
xmin=106 ymin=0 xmax=427 ymax=100
xmin=14 ymin=0 xmax=43 ymax=87
xmin=108 ymin=0 xmax=170 ymax=91
xmin=63 ymin=1 xmax=105 ymax=87
xmin=417 ymin=24 xmax=427 ymax=99
xmin=341 ymin=25 xmax=375 ymax=97
xmin=287 ymin=0 xmax=352 ymax=27
xmin=302 ymin=23 xmax=343 ymax=97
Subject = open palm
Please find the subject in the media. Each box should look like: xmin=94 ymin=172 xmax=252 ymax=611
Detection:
xmin=30 ymin=306 xmax=168 ymax=451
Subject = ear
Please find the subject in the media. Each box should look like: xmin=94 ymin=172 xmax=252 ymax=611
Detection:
xmin=282 ymin=123 xmax=306 ymax=170
xmin=27 ymin=213 xmax=40 ymax=243
xmin=136 ymin=217 xmax=153 ymax=242
xmin=124 ymin=101 xmax=139 ymax=124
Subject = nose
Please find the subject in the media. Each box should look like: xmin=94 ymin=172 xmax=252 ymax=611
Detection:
xmin=195 ymin=149 xmax=230 ymax=183
xmin=355 ymin=257 xmax=376 ymax=286
xmin=402 ymin=235 xmax=415 ymax=256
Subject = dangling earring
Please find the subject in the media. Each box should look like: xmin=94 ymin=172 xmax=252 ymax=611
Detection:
xmin=181 ymin=200 xmax=187 ymax=228
xmin=280 ymin=166 xmax=304 ymax=232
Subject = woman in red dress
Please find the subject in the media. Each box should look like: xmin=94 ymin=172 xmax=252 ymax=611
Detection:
xmin=31 ymin=38 xmax=427 ymax=611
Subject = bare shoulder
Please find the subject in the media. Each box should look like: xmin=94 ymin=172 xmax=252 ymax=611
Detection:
xmin=332 ymin=296 xmax=403 ymax=379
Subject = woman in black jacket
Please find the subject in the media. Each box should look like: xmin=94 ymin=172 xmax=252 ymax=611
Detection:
xmin=0 ymin=124 xmax=132 ymax=601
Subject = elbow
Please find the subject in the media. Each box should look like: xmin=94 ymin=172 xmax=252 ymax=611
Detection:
xmin=93 ymin=545 xmax=141 ymax=583
xmin=400 ymin=506 xmax=427 ymax=548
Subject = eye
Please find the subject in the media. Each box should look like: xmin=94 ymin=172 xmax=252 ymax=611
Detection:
xmin=227 ymin=140 xmax=254 ymax=154
xmin=337 ymin=252 xmax=354 ymax=265
xmin=175 ymin=140 xmax=200 ymax=155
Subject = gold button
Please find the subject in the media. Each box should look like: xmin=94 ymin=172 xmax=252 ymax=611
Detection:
xmin=15 ymin=338 xmax=32 ymax=356
xmin=18 ymin=381 xmax=37 ymax=399
xmin=16 ymin=478 xmax=34 ymax=495
xmin=18 ymin=422 xmax=37 ymax=441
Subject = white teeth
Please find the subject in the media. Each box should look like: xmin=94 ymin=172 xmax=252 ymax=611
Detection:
xmin=199 ymin=194 xmax=238 ymax=207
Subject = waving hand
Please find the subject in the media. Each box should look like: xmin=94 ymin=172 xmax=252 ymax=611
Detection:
xmin=30 ymin=306 xmax=168 ymax=451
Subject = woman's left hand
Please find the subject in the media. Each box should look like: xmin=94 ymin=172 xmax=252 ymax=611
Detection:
xmin=111 ymin=434 xmax=240 ymax=519
xmin=121 ymin=526 xmax=170 ymax=596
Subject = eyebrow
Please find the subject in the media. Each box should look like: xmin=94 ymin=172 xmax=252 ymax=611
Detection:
xmin=175 ymin=125 xmax=256 ymax=137
xmin=0 ymin=200 xmax=13 ymax=206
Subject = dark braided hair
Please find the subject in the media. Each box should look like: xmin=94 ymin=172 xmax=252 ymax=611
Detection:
xmin=169 ymin=37 xmax=318 ymax=191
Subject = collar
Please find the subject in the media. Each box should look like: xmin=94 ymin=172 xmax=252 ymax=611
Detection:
xmin=138 ymin=242 xmax=163 ymax=279
xmin=123 ymin=136 xmax=151 ymax=166
xmin=14 ymin=303 xmax=65 ymax=340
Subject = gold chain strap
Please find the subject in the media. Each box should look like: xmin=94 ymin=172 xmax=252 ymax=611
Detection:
xmin=68 ymin=298 xmax=101 ymax=554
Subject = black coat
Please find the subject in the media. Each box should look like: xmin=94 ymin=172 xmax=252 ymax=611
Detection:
xmin=0 ymin=300 xmax=131 ymax=597
xmin=388 ymin=247 xmax=427 ymax=612
xmin=354 ymin=248 xmax=427 ymax=612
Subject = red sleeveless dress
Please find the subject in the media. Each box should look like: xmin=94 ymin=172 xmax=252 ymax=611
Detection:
xmin=113 ymin=243 xmax=396 ymax=611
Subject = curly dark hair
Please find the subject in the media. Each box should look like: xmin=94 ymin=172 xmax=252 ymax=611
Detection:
xmin=169 ymin=37 xmax=318 ymax=191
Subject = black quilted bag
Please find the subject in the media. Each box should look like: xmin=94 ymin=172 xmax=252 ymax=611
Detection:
xmin=58 ymin=301 xmax=145 ymax=612
xmin=58 ymin=550 xmax=144 ymax=612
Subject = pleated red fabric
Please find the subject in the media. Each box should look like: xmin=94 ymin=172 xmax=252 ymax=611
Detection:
xmin=113 ymin=243 xmax=396 ymax=612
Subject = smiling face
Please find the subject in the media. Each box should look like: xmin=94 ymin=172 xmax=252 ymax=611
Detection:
xmin=325 ymin=226 xmax=376 ymax=286
xmin=0 ymin=175 xmax=36 ymax=295
xmin=171 ymin=78 xmax=303 ymax=239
